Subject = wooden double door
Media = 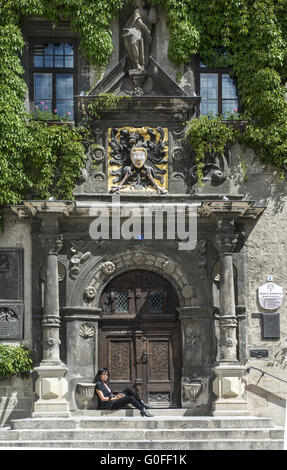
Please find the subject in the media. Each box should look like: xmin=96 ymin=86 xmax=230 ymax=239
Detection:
xmin=98 ymin=270 xmax=181 ymax=407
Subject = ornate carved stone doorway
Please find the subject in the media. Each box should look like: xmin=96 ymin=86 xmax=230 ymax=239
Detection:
xmin=98 ymin=269 xmax=181 ymax=407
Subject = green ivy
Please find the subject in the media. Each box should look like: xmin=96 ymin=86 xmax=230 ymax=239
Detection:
xmin=0 ymin=343 xmax=34 ymax=379
xmin=186 ymin=115 xmax=236 ymax=184
xmin=1 ymin=0 xmax=287 ymax=212
xmin=85 ymin=94 xmax=129 ymax=120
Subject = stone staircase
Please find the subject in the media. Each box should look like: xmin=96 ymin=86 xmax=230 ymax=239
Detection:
xmin=0 ymin=410 xmax=284 ymax=450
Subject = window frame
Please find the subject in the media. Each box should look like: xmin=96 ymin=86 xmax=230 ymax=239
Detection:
xmin=29 ymin=37 xmax=78 ymax=121
xmin=196 ymin=56 xmax=238 ymax=117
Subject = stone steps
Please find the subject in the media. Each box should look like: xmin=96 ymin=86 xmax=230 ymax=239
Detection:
xmin=0 ymin=439 xmax=283 ymax=450
xmin=0 ymin=414 xmax=284 ymax=450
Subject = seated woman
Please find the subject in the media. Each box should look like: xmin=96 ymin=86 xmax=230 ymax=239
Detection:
xmin=94 ymin=368 xmax=153 ymax=417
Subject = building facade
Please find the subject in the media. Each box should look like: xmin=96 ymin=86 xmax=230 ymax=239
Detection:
xmin=0 ymin=4 xmax=287 ymax=426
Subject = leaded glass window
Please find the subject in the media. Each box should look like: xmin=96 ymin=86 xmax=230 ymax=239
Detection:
xmin=149 ymin=291 xmax=163 ymax=313
xmin=115 ymin=291 xmax=129 ymax=312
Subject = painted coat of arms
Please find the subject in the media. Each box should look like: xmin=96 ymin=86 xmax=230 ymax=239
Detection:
xmin=108 ymin=127 xmax=168 ymax=193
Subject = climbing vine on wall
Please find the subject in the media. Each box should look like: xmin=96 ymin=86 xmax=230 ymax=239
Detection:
xmin=1 ymin=0 xmax=287 ymax=215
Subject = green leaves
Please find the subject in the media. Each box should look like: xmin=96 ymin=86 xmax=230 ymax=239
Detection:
xmin=0 ymin=343 xmax=33 ymax=378
xmin=186 ymin=114 xmax=236 ymax=184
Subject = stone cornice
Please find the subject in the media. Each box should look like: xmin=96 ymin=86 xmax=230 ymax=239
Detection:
xmin=5 ymin=199 xmax=266 ymax=222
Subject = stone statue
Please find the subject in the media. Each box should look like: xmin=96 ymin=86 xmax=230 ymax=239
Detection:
xmin=122 ymin=0 xmax=157 ymax=71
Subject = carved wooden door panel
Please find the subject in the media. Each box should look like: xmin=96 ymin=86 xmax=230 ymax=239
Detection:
xmin=99 ymin=270 xmax=181 ymax=407
xmin=99 ymin=330 xmax=135 ymax=393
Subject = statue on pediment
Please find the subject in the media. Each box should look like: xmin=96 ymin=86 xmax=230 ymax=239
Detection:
xmin=122 ymin=0 xmax=157 ymax=71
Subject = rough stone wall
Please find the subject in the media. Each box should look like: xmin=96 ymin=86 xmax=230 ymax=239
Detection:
xmin=230 ymin=144 xmax=287 ymax=425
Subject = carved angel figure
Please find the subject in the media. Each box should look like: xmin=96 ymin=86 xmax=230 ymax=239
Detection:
xmin=109 ymin=127 xmax=168 ymax=194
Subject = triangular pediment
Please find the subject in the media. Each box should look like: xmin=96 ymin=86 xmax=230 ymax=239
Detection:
xmin=88 ymin=56 xmax=189 ymax=97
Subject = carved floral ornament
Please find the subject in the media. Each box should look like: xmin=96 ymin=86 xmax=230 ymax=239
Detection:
xmin=101 ymin=261 xmax=116 ymax=276
xmin=84 ymin=285 xmax=97 ymax=302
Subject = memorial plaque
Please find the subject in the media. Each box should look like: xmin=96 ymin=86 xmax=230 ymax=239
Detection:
xmin=250 ymin=349 xmax=269 ymax=358
xmin=0 ymin=248 xmax=24 ymax=301
xmin=258 ymin=281 xmax=283 ymax=310
xmin=0 ymin=304 xmax=24 ymax=339
xmin=262 ymin=313 xmax=280 ymax=339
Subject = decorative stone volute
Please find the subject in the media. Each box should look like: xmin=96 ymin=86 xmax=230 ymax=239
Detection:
xmin=214 ymin=233 xmax=238 ymax=254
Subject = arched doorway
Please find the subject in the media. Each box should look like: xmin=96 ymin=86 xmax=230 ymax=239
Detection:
xmin=98 ymin=269 xmax=182 ymax=407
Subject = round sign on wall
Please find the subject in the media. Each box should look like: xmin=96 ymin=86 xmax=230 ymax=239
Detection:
xmin=258 ymin=280 xmax=283 ymax=310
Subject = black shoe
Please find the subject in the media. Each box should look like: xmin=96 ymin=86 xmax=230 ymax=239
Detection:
xmin=140 ymin=408 xmax=153 ymax=417
xmin=140 ymin=400 xmax=152 ymax=409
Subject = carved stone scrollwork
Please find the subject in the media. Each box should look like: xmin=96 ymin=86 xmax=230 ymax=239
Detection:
xmin=189 ymin=151 xmax=229 ymax=187
xmin=172 ymin=147 xmax=184 ymax=161
xmin=214 ymin=233 xmax=238 ymax=254
xmin=69 ymin=240 xmax=107 ymax=279
xmin=91 ymin=145 xmax=105 ymax=163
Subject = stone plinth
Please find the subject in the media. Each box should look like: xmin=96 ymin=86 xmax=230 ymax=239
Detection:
xmin=32 ymin=366 xmax=70 ymax=417
xmin=211 ymin=365 xmax=248 ymax=416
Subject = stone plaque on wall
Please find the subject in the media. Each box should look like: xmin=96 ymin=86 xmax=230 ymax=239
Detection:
xmin=0 ymin=248 xmax=24 ymax=301
xmin=0 ymin=248 xmax=24 ymax=339
xmin=0 ymin=304 xmax=24 ymax=339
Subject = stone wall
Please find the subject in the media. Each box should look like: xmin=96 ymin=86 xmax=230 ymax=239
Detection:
xmin=230 ymin=144 xmax=287 ymax=425
xmin=0 ymin=212 xmax=34 ymax=426
xmin=0 ymin=376 xmax=33 ymax=426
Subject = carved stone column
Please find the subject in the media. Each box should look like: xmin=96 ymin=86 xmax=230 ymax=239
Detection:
xmin=33 ymin=225 xmax=70 ymax=417
xmin=211 ymin=217 xmax=248 ymax=415
xmin=213 ymin=231 xmax=238 ymax=362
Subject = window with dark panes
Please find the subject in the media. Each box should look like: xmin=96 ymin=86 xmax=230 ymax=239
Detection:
xmin=199 ymin=62 xmax=238 ymax=117
xmin=149 ymin=291 xmax=163 ymax=313
xmin=31 ymin=41 xmax=76 ymax=120
xmin=115 ymin=291 xmax=129 ymax=313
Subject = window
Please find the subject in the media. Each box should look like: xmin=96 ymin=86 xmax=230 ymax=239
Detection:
xmin=199 ymin=62 xmax=238 ymax=117
xmin=149 ymin=291 xmax=163 ymax=313
xmin=115 ymin=291 xmax=129 ymax=312
xmin=31 ymin=41 xmax=76 ymax=120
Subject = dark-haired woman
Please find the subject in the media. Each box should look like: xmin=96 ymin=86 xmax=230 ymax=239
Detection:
xmin=94 ymin=368 xmax=153 ymax=417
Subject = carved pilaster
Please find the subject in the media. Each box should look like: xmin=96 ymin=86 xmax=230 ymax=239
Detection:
xmin=211 ymin=218 xmax=248 ymax=415
xmin=214 ymin=229 xmax=239 ymax=362
xmin=33 ymin=220 xmax=70 ymax=417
